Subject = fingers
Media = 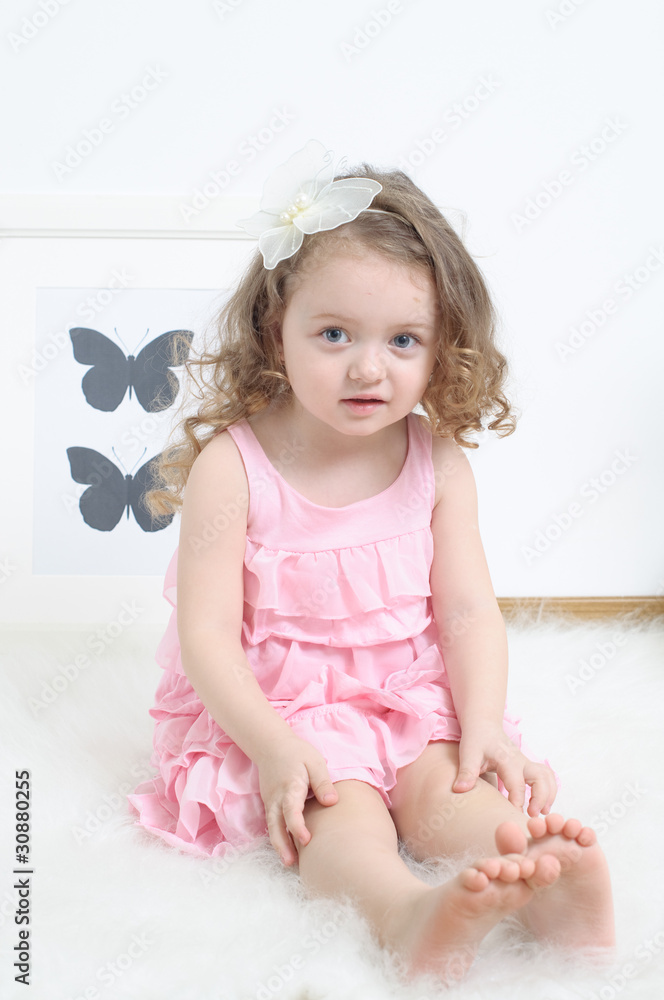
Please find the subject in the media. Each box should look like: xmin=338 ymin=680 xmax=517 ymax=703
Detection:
xmin=506 ymin=781 xmax=526 ymax=811
xmin=497 ymin=758 xmax=526 ymax=811
xmin=266 ymin=780 xmax=310 ymax=867
xmin=266 ymin=766 xmax=339 ymax=866
xmin=525 ymin=764 xmax=558 ymax=818
xmin=489 ymin=737 xmax=528 ymax=809
xmin=497 ymin=755 xmax=557 ymax=817
xmin=453 ymin=767 xmax=479 ymax=793
xmin=282 ymin=781 xmax=311 ymax=848
xmin=310 ymin=775 xmax=339 ymax=808
xmin=453 ymin=743 xmax=482 ymax=792
xmin=265 ymin=800 xmax=300 ymax=867
xmin=525 ymin=765 xmax=558 ymax=817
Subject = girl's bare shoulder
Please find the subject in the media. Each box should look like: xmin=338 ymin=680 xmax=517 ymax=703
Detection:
xmin=425 ymin=428 xmax=475 ymax=508
xmin=184 ymin=427 xmax=248 ymax=505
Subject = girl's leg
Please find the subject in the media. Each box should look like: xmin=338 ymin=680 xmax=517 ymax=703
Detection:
xmin=295 ymin=778 xmax=559 ymax=980
xmin=389 ymin=741 xmax=615 ymax=949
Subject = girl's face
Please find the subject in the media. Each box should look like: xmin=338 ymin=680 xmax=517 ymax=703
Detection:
xmin=277 ymin=249 xmax=439 ymax=439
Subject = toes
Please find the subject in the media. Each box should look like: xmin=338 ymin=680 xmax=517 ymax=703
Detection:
xmin=473 ymin=857 xmax=519 ymax=882
xmin=460 ymin=867 xmax=489 ymax=892
xmin=544 ymin=813 xmax=565 ymax=835
xmin=527 ymin=813 xmax=598 ymax=851
xmin=512 ymin=854 xmax=536 ymax=879
xmin=474 ymin=857 xmax=501 ymax=879
xmin=526 ymin=816 xmax=547 ymax=839
xmin=526 ymin=853 xmax=561 ymax=889
xmin=557 ymin=817 xmax=597 ymax=846
xmin=529 ymin=812 xmax=566 ymax=837
xmin=562 ymin=818 xmax=582 ymax=839
xmin=475 ymin=854 xmax=536 ymax=883
xmin=496 ymin=858 xmax=521 ymax=883
xmin=577 ymin=826 xmax=597 ymax=847
xmin=495 ymin=820 xmax=528 ymax=856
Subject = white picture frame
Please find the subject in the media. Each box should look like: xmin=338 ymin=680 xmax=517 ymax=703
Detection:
xmin=1 ymin=194 xmax=258 ymax=627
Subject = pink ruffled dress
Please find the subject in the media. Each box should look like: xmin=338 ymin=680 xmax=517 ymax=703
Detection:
xmin=128 ymin=412 xmax=525 ymax=858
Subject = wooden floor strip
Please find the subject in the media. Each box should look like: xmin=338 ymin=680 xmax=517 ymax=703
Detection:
xmin=497 ymin=596 xmax=664 ymax=620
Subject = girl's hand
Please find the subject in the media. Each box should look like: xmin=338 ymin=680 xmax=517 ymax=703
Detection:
xmin=452 ymin=724 xmax=557 ymax=817
xmin=256 ymin=736 xmax=339 ymax=866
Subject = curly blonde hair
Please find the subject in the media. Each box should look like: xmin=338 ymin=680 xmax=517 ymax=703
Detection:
xmin=147 ymin=165 xmax=516 ymax=517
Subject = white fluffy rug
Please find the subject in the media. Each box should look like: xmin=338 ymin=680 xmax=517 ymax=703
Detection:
xmin=1 ymin=614 xmax=663 ymax=1000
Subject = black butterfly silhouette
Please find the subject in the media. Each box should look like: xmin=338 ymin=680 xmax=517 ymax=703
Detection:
xmin=66 ymin=447 xmax=174 ymax=532
xmin=69 ymin=328 xmax=194 ymax=412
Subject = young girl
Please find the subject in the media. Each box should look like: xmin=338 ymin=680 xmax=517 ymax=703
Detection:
xmin=128 ymin=141 xmax=614 ymax=982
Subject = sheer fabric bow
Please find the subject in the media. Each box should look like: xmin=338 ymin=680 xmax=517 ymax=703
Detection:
xmin=237 ymin=140 xmax=382 ymax=269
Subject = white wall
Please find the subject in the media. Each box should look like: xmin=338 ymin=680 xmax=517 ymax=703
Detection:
xmin=1 ymin=0 xmax=662 ymax=623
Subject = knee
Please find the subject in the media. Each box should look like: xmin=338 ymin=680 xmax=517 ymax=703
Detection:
xmin=389 ymin=745 xmax=463 ymax=857
xmin=395 ymin=787 xmax=464 ymax=859
xmin=390 ymin=744 xmax=458 ymax=819
xmin=296 ymin=780 xmax=399 ymax=861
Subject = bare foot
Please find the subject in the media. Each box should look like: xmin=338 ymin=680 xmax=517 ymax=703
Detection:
xmin=385 ymin=852 xmax=561 ymax=982
xmin=495 ymin=814 xmax=615 ymax=950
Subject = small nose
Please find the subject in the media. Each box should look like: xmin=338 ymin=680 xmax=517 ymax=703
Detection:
xmin=348 ymin=347 xmax=386 ymax=382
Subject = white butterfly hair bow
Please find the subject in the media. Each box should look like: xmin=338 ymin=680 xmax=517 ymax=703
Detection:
xmin=237 ymin=140 xmax=382 ymax=269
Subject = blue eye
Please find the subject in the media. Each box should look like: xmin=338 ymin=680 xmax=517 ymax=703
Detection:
xmin=392 ymin=334 xmax=418 ymax=349
xmin=322 ymin=328 xmax=348 ymax=344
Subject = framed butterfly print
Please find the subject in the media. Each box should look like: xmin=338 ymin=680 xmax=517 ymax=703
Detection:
xmin=34 ymin=285 xmax=224 ymax=575
xmin=1 ymin=196 xmax=255 ymax=624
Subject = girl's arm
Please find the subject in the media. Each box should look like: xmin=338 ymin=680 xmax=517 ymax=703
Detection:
xmin=176 ymin=431 xmax=338 ymax=863
xmin=428 ymin=434 xmax=557 ymax=817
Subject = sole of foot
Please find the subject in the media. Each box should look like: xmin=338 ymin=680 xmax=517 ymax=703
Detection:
xmin=495 ymin=813 xmax=615 ymax=950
